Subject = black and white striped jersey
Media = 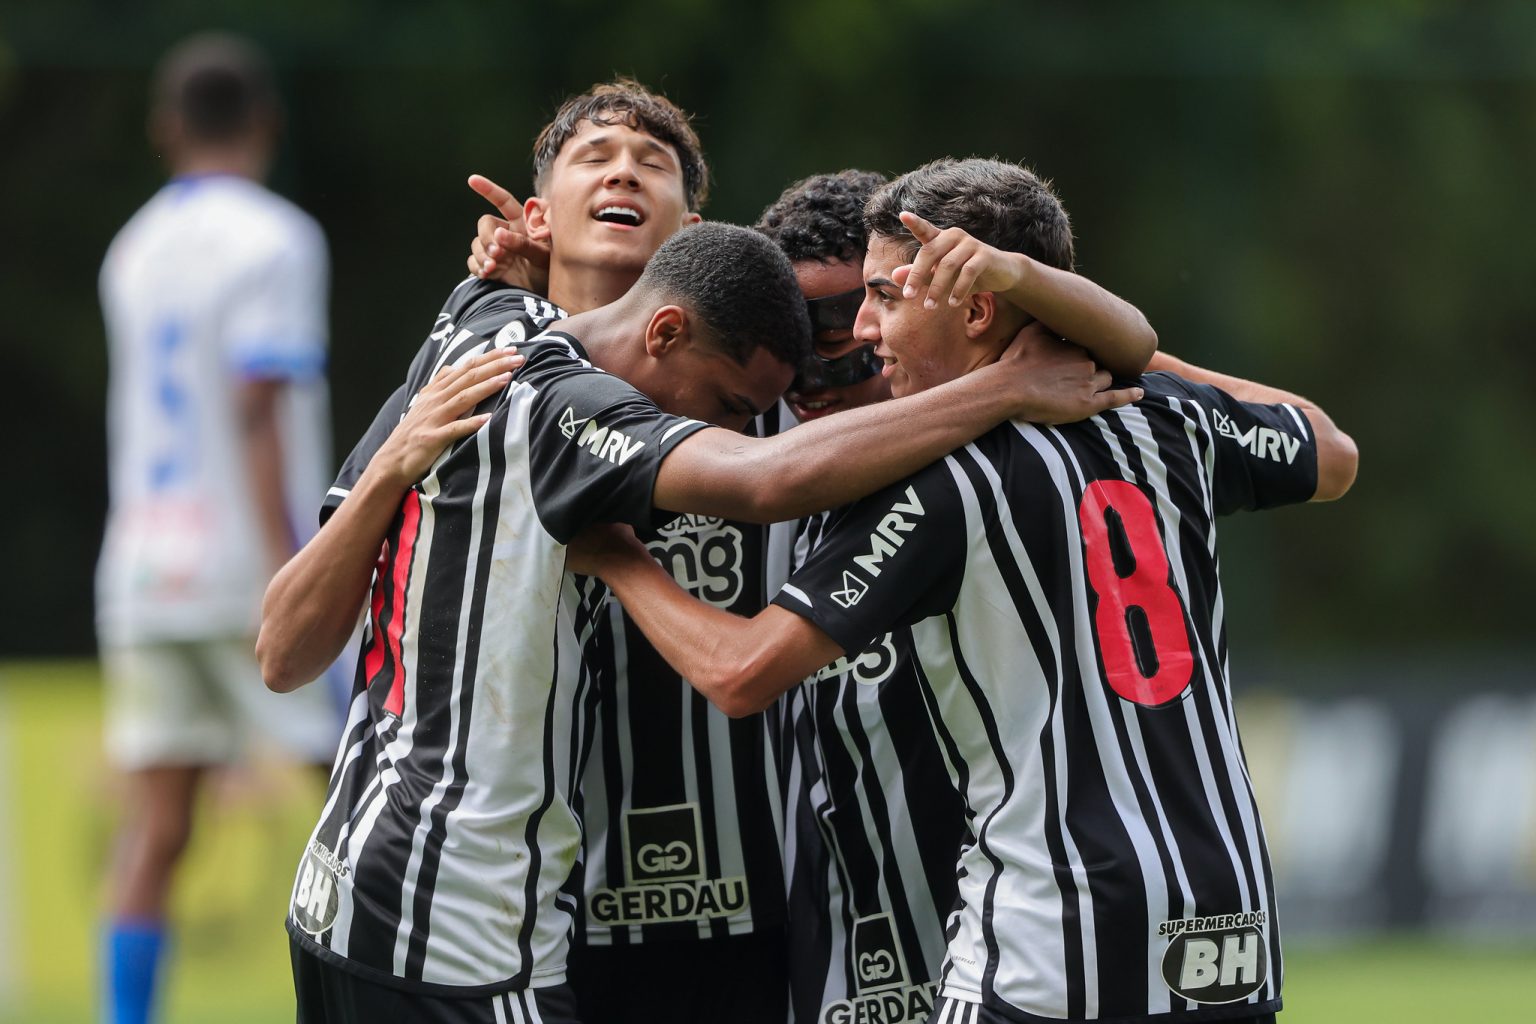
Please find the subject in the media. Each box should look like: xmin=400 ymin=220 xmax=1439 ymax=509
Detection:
xmin=782 ymin=514 xmax=968 ymax=1024
xmin=574 ymin=401 xmax=798 ymax=946
xmin=286 ymin=278 xmax=709 ymax=995
xmin=772 ymin=373 xmax=1319 ymax=1021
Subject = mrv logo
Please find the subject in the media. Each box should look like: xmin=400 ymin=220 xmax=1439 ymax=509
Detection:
xmin=559 ymin=406 xmax=646 ymax=466
xmin=1211 ymin=409 xmax=1301 ymax=465
xmin=853 ymin=487 xmax=925 ymax=577
xmin=290 ymin=841 xmax=345 ymax=936
xmin=649 ymin=515 xmax=745 ymax=608
xmin=831 ymin=488 xmax=924 ymax=609
xmin=1159 ymin=913 xmax=1269 ymax=1004
xmin=587 ymin=803 xmax=748 ymax=926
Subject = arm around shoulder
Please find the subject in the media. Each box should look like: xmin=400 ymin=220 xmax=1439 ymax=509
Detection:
xmin=1150 ymin=351 xmax=1357 ymax=502
xmin=1300 ymin=403 xmax=1358 ymax=502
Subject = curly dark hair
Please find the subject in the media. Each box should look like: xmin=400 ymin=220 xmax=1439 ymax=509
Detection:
xmin=532 ymin=79 xmax=709 ymax=210
xmin=635 ymin=222 xmax=811 ymax=370
xmin=754 ymin=169 xmax=888 ymax=264
xmin=864 ymin=157 xmax=1075 ymax=271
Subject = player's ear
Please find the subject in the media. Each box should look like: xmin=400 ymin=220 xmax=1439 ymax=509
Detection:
xmin=524 ymin=195 xmax=551 ymax=243
xmin=682 ymin=210 xmax=702 ymax=227
xmin=643 ymin=305 xmax=688 ymax=358
xmin=962 ymin=291 xmax=999 ymax=340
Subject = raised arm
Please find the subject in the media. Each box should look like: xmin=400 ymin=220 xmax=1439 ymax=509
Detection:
xmin=1148 ymin=351 xmax=1358 ymax=502
xmin=568 ymin=526 xmax=839 ymax=717
xmin=654 ymin=324 xmax=1142 ymax=523
xmin=257 ymin=351 xmax=521 ymax=691
xmin=895 ymin=211 xmax=1156 ymax=378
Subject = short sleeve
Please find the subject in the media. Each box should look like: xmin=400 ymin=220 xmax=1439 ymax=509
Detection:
xmin=226 ymin=219 xmax=329 ymax=381
xmin=522 ymin=350 xmax=709 ymax=543
xmin=1152 ymin=373 xmax=1319 ymax=516
xmin=771 ymin=462 xmax=967 ymax=656
xmin=320 ymin=383 xmax=407 ymax=525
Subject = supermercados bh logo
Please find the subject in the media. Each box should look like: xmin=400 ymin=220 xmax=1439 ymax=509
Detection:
xmin=291 ymin=840 xmax=347 ymax=936
xmin=1159 ymin=912 xmax=1269 ymax=1004
xmin=559 ymin=406 xmax=646 ymax=466
xmin=814 ymin=633 xmax=899 ymax=688
xmin=819 ymin=913 xmax=937 ymax=1024
xmin=1211 ymin=409 xmax=1302 ymax=465
xmin=648 ymin=515 xmax=745 ymax=609
xmin=587 ymin=803 xmax=749 ymax=926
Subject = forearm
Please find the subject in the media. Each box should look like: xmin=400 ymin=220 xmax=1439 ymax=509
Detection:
xmin=657 ymin=365 xmax=1017 ymax=523
xmin=597 ymin=553 xmax=794 ymax=716
xmin=240 ymin=383 xmax=296 ymax=573
xmin=257 ymin=465 xmax=405 ymax=691
xmin=1151 ymin=352 xmax=1359 ymax=501
xmin=1008 ymin=257 xmax=1156 ymax=378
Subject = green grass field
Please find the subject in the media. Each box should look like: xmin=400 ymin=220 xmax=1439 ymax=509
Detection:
xmin=1 ymin=661 xmax=1531 ymax=1023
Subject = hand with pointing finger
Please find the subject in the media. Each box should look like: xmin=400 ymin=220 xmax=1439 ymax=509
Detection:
xmin=894 ymin=210 xmax=1029 ymax=311
xmin=465 ymin=174 xmax=551 ymax=294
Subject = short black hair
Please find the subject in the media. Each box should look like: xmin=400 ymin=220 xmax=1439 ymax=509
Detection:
xmin=636 ymin=223 xmax=811 ymax=370
xmin=865 ymin=157 xmax=1075 ymax=271
xmin=153 ymin=33 xmax=277 ymax=144
xmin=754 ymin=169 xmax=888 ymax=265
xmin=533 ymin=79 xmax=709 ymax=210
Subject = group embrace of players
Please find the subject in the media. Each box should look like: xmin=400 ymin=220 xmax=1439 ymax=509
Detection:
xmin=101 ymin=40 xmax=1358 ymax=1024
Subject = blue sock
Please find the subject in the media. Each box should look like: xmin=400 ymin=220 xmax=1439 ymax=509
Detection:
xmin=104 ymin=918 xmax=167 ymax=1024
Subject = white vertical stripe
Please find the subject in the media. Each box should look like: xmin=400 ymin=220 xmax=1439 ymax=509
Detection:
xmin=708 ymin=701 xmax=751 ymax=938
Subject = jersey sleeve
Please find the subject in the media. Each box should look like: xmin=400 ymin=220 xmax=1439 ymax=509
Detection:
xmin=225 ymin=219 xmax=329 ymax=381
xmin=1153 ymin=372 xmax=1319 ymax=515
xmin=319 ymin=382 xmax=407 ymax=525
xmin=770 ymin=462 xmax=967 ymax=656
xmin=523 ymin=357 xmax=709 ymax=543
xmin=318 ymin=279 xmax=564 ymax=525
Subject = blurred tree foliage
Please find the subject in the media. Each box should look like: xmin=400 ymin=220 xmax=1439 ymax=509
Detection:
xmin=1 ymin=0 xmax=1532 ymax=678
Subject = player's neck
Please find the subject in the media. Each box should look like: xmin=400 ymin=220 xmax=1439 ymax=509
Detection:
xmin=171 ymin=146 xmax=269 ymax=183
xmin=545 ymin=262 xmax=641 ymax=316
xmin=556 ymin=294 xmax=648 ymax=377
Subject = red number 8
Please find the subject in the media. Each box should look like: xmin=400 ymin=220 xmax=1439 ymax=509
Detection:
xmin=1078 ymin=480 xmax=1193 ymax=706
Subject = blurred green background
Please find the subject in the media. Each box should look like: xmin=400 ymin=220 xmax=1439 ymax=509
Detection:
xmin=1 ymin=0 xmax=1533 ymax=1021
xmin=3 ymin=0 xmax=1535 ymax=665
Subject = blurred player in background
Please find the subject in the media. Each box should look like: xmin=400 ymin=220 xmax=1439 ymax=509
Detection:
xmin=95 ymin=32 xmax=340 ymax=1024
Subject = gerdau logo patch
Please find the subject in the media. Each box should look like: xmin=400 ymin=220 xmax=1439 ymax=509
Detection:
xmin=818 ymin=913 xmax=937 ymax=1023
xmin=587 ymin=803 xmax=748 ymax=926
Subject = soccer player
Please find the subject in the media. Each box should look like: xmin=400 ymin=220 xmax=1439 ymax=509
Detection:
xmin=756 ymin=169 xmax=970 ymax=1024
xmin=95 ymin=33 xmax=340 ymax=1024
xmin=569 ymin=157 xmax=1359 ymax=1024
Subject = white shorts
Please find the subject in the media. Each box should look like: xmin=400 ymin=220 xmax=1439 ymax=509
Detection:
xmin=102 ymin=636 xmax=342 ymax=770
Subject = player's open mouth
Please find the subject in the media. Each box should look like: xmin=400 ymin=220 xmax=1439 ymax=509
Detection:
xmin=788 ymin=393 xmax=840 ymax=420
xmin=594 ymin=203 xmax=644 ymax=227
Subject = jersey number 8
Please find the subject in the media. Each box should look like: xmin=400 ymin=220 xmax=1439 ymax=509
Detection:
xmin=1078 ymin=480 xmax=1194 ymax=707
